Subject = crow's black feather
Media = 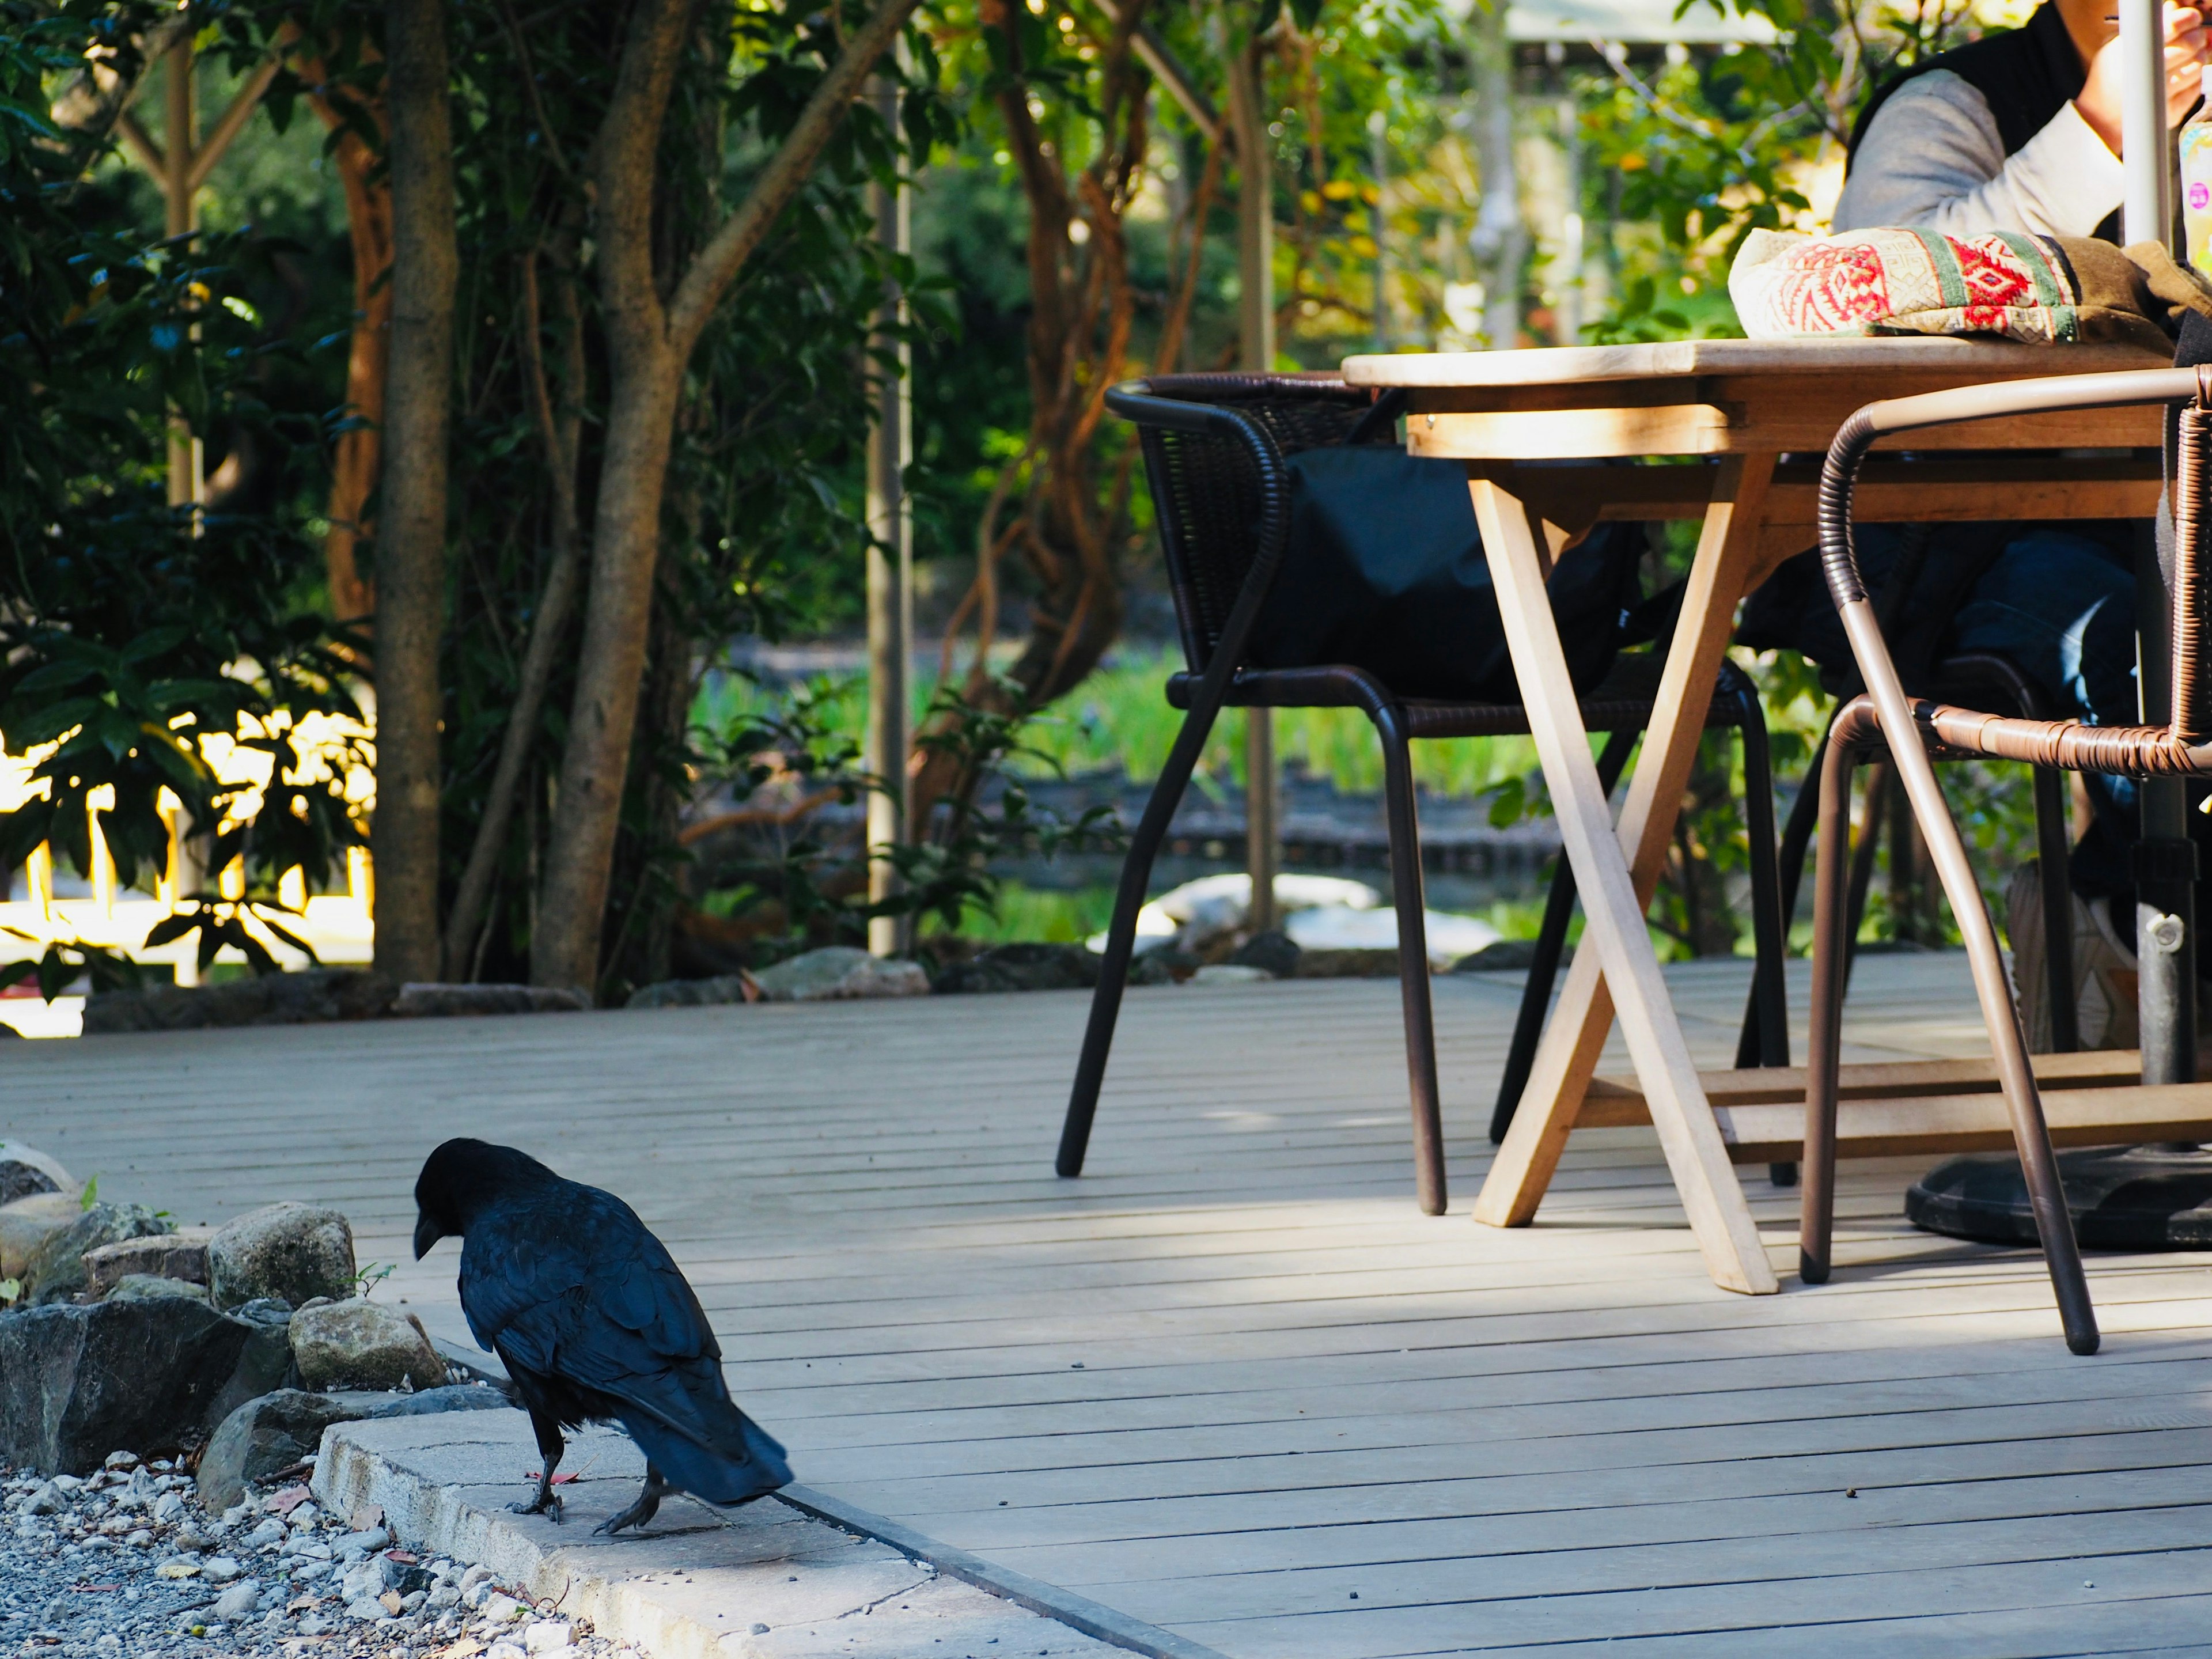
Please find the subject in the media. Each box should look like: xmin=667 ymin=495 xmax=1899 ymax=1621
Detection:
xmin=414 ymin=1139 xmax=789 ymax=1525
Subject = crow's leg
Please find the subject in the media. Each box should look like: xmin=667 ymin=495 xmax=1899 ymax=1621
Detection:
xmin=593 ymin=1464 xmax=672 ymax=1537
xmin=510 ymin=1407 xmax=566 ymax=1524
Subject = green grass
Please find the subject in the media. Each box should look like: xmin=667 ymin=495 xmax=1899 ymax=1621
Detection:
xmin=695 ymin=647 xmax=1542 ymax=800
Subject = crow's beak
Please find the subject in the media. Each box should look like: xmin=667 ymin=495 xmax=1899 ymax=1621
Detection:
xmin=412 ymin=1210 xmax=442 ymax=1261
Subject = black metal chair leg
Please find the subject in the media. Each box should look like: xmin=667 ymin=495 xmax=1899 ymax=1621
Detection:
xmin=2032 ymin=766 xmax=2080 ymax=1054
xmin=1800 ymin=734 xmax=1861 ymax=1285
xmin=1491 ymin=728 xmax=1638 ymax=1145
xmin=1059 ymin=700 xmax=1223 ymax=1179
xmin=1375 ymin=703 xmax=1446 ymax=1215
xmin=1726 ymin=668 xmax=1796 ymax=1187
xmin=1737 ymin=704 xmax=1839 ymax=1069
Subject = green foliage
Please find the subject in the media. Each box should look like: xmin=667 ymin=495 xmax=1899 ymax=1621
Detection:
xmin=687 ymin=673 xmax=1124 ymax=949
xmin=427 ymin=0 xmax=955 ymax=987
xmin=0 ymin=2 xmax=366 ymax=991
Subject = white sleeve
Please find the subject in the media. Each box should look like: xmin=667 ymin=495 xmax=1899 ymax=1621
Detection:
xmin=1831 ymin=70 xmax=2124 ymax=239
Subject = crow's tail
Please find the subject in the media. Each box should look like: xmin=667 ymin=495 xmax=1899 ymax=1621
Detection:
xmin=617 ymin=1403 xmax=790 ymax=1507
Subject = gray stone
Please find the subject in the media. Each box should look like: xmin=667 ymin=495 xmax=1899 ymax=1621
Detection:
xmin=1451 ymin=938 xmax=1554 ymax=972
xmin=1227 ymin=930 xmax=1302 ymax=978
xmin=81 ymin=969 xmax=397 ymax=1035
xmin=211 ymin=1582 xmax=259 ymax=1621
xmin=0 ymin=1191 xmax=81 ymax=1281
xmin=84 ymin=1229 xmax=211 ymax=1295
xmin=21 ymin=1202 xmax=173 ymax=1305
xmin=626 ymin=972 xmax=757 ymax=1010
xmin=201 ymin=1387 xmax=514 ymax=1511
xmin=289 ymin=1300 xmax=445 ymax=1393
xmin=930 ymin=943 xmax=1099 ymax=995
xmin=108 ymin=1273 xmax=209 ymax=1303
xmin=200 ymin=1297 xmax=297 ymax=1431
xmin=1190 ymin=964 xmax=1271 ymax=986
xmin=1129 ymin=948 xmax=1199 ymax=986
xmin=391 ymin=983 xmax=591 ymax=1018
xmin=0 ymin=1297 xmax=253 ymax=1474
xmin=751 ymin=947 xmax=929 ymax=1002
xmin=0 ymin=1140 xmax=71 ymax=1206
xmin=206 ymin=1202 xmax=355 ymax=1312
xmin=1293 ymin=946 xmax=1402 ymax=979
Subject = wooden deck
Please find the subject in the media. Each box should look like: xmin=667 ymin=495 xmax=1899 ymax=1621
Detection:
xmin=6 ymin=953 xmax=2212 ymax=1657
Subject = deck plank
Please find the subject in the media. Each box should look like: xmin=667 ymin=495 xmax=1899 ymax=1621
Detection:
xmin=2 ymin=953 xmax=2206 ymax=1657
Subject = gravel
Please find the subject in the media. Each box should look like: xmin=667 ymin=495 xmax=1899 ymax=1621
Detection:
xmin=1 ymin=1451 xmax=642 ymax=1659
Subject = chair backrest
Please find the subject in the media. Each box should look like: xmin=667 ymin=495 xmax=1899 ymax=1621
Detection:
xmin=1116 ymin=373 xmax=1385 ymax=673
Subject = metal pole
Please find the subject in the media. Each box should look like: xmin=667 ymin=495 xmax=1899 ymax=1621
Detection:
xmin=2121 ymin=0 xmax=2196 ymax=1085
xmin=2120 ymin=0 xmax=2172 ymax=245
xmin=1228 ymin=36 xmax=1279 ymax=934
xmin=865 ymin=73 xmax=912 ymax=959
xmin=1369 ymin=109 xmax=1390 ymax=351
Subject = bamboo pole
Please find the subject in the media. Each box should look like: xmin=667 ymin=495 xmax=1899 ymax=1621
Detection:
xmin=865 ymin=71 xmax=914 ymax=959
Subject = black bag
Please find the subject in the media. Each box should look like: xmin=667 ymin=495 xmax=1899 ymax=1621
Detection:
xmin=1244 ymin=445 xmax=1645 ymax=702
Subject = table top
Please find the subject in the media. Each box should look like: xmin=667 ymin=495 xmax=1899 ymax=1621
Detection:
xmin=1341 ymin=335 xmax=2173 ymax=389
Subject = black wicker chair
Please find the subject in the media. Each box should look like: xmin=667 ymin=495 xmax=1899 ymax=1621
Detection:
xmin=1054 ymin=372 xmax=1789 ymax=1215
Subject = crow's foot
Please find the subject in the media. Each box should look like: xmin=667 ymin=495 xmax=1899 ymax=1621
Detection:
xmin=510 ymin=1479 xmax=563 ymax=1524
xmin=593 ymin=1471 xmax=672 ymax=1536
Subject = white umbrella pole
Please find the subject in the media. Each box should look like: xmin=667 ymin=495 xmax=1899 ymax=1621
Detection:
xmin=2120 ymin=0 xmax=2172 ymax=242
xmin=2118 ymin=0 xmax=2196 ymax=1086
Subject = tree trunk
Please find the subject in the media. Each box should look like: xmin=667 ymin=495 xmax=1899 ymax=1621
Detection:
xmin=529 ymin=355 xmax=681 ymax=991
xmin=374 ymin=0 xmax=457 ymax=984
xmin=529 ymin=0 xmax=921 ymax=992
xmin=313 ymin=104 xmax=391 ymax=631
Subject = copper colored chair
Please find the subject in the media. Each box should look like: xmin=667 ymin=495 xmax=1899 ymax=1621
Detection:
xmin=1801 ymin=363 xmax=2212 ymax=1358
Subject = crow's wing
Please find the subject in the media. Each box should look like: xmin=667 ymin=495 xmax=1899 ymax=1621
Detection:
xmin=460 ymin=1181 xmax=789 ymax=1504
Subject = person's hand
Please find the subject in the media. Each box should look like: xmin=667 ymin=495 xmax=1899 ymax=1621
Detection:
xmin=2077 ymin=3 xmax=2209 ymax=153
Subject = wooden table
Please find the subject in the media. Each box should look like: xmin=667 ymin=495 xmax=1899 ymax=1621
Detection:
xmin=1342 ymin=335 xmax=2171 ymax=1295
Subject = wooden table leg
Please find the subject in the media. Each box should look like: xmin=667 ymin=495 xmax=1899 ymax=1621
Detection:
xmin=1468 ymin=457 xmax=1781 ymax=1294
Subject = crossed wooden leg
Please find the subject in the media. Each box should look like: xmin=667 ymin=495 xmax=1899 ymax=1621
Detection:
xmin=1467 ymin=456 xmax=1781 ymax=1295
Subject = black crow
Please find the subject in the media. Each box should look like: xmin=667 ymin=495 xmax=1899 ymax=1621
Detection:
xmin=411 ymin=1138 xmax=790 ymax=1533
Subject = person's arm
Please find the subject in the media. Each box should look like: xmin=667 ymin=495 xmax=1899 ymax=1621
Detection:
xmin=1831 ymin=70 xmax=2122 ymax=238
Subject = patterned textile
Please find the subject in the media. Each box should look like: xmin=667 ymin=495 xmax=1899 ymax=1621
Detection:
xmin=1729 ymin=225 xmax=2084 ymax=342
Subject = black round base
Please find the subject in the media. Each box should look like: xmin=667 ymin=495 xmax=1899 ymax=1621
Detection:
xmin=1907 ymin=1146 xmax=2212 ymax=1251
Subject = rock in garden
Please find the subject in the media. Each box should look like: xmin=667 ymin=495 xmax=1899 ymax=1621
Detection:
xmin=391 ymin=982 xmax=592 ymax=1018
xmin=751 ymin=946 xmax=930 ymax=1002
xmin=930 ymin=942 xmax=1100 ymax=995
xmin=195 ymin=1389 xmax=358 ymax=1510
xmin=211 ymin=1582 xmax=259 ymax=1621
xmin=81 ymin=968 xmax=398 ymax=1033
xmin=84 ymin=1228 xmax=211 ymax=1295
xmin=0 ymin=1139 xmax=71 ymax=1205
xmin=1191 ymin=964 xmax=1271 ymax=986
xmin=626 ymin=972 xmax=759 ymax=1009
xmin=1228 ymin=930 xmax=1302 ymax=979
xmin=21 ymin=1202 xmax=172 ymax=1305
xmin=0 ymin=1191 xmax=82 ymax=1280
xmin=1452 ymin=938 xmax=1550 ymax=972
xmin=1129 ymin=948 xmax=1200 ymax=986
xmin=206 ymin=1202 xmax=355 ymax=1311
xmin=1293 ymin=947 xmax=1403 ymax=979
xmin=195 ymin=1382 xmax=503 ymax=1509
xmin=200 ymin=1296 xmax=297 ymax=1431
xmin=107 ymin=1272 xmax=209 ymax=1302
xmin=0 ymin=1296 xmax=252 ymax=1473
xmin=288 ymin=1300 xmax=445 ymax=1393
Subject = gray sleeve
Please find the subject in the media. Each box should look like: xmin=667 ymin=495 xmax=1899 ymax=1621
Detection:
xmin=1831 ymin=69 xmax=2123 ymax=238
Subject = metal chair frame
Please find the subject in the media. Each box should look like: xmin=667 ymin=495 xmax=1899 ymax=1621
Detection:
xmin=1056 ymin=372 xmax=1786 ymax=1216
xmin=1802 ymin=362 xmax=2212 ymax=1358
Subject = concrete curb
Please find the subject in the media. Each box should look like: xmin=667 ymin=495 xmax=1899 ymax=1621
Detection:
xmin=776 ymin=1484 xmax=1227 ymax=1659
xmin=311 ymin=1411 xmax=1209 ymax=1659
